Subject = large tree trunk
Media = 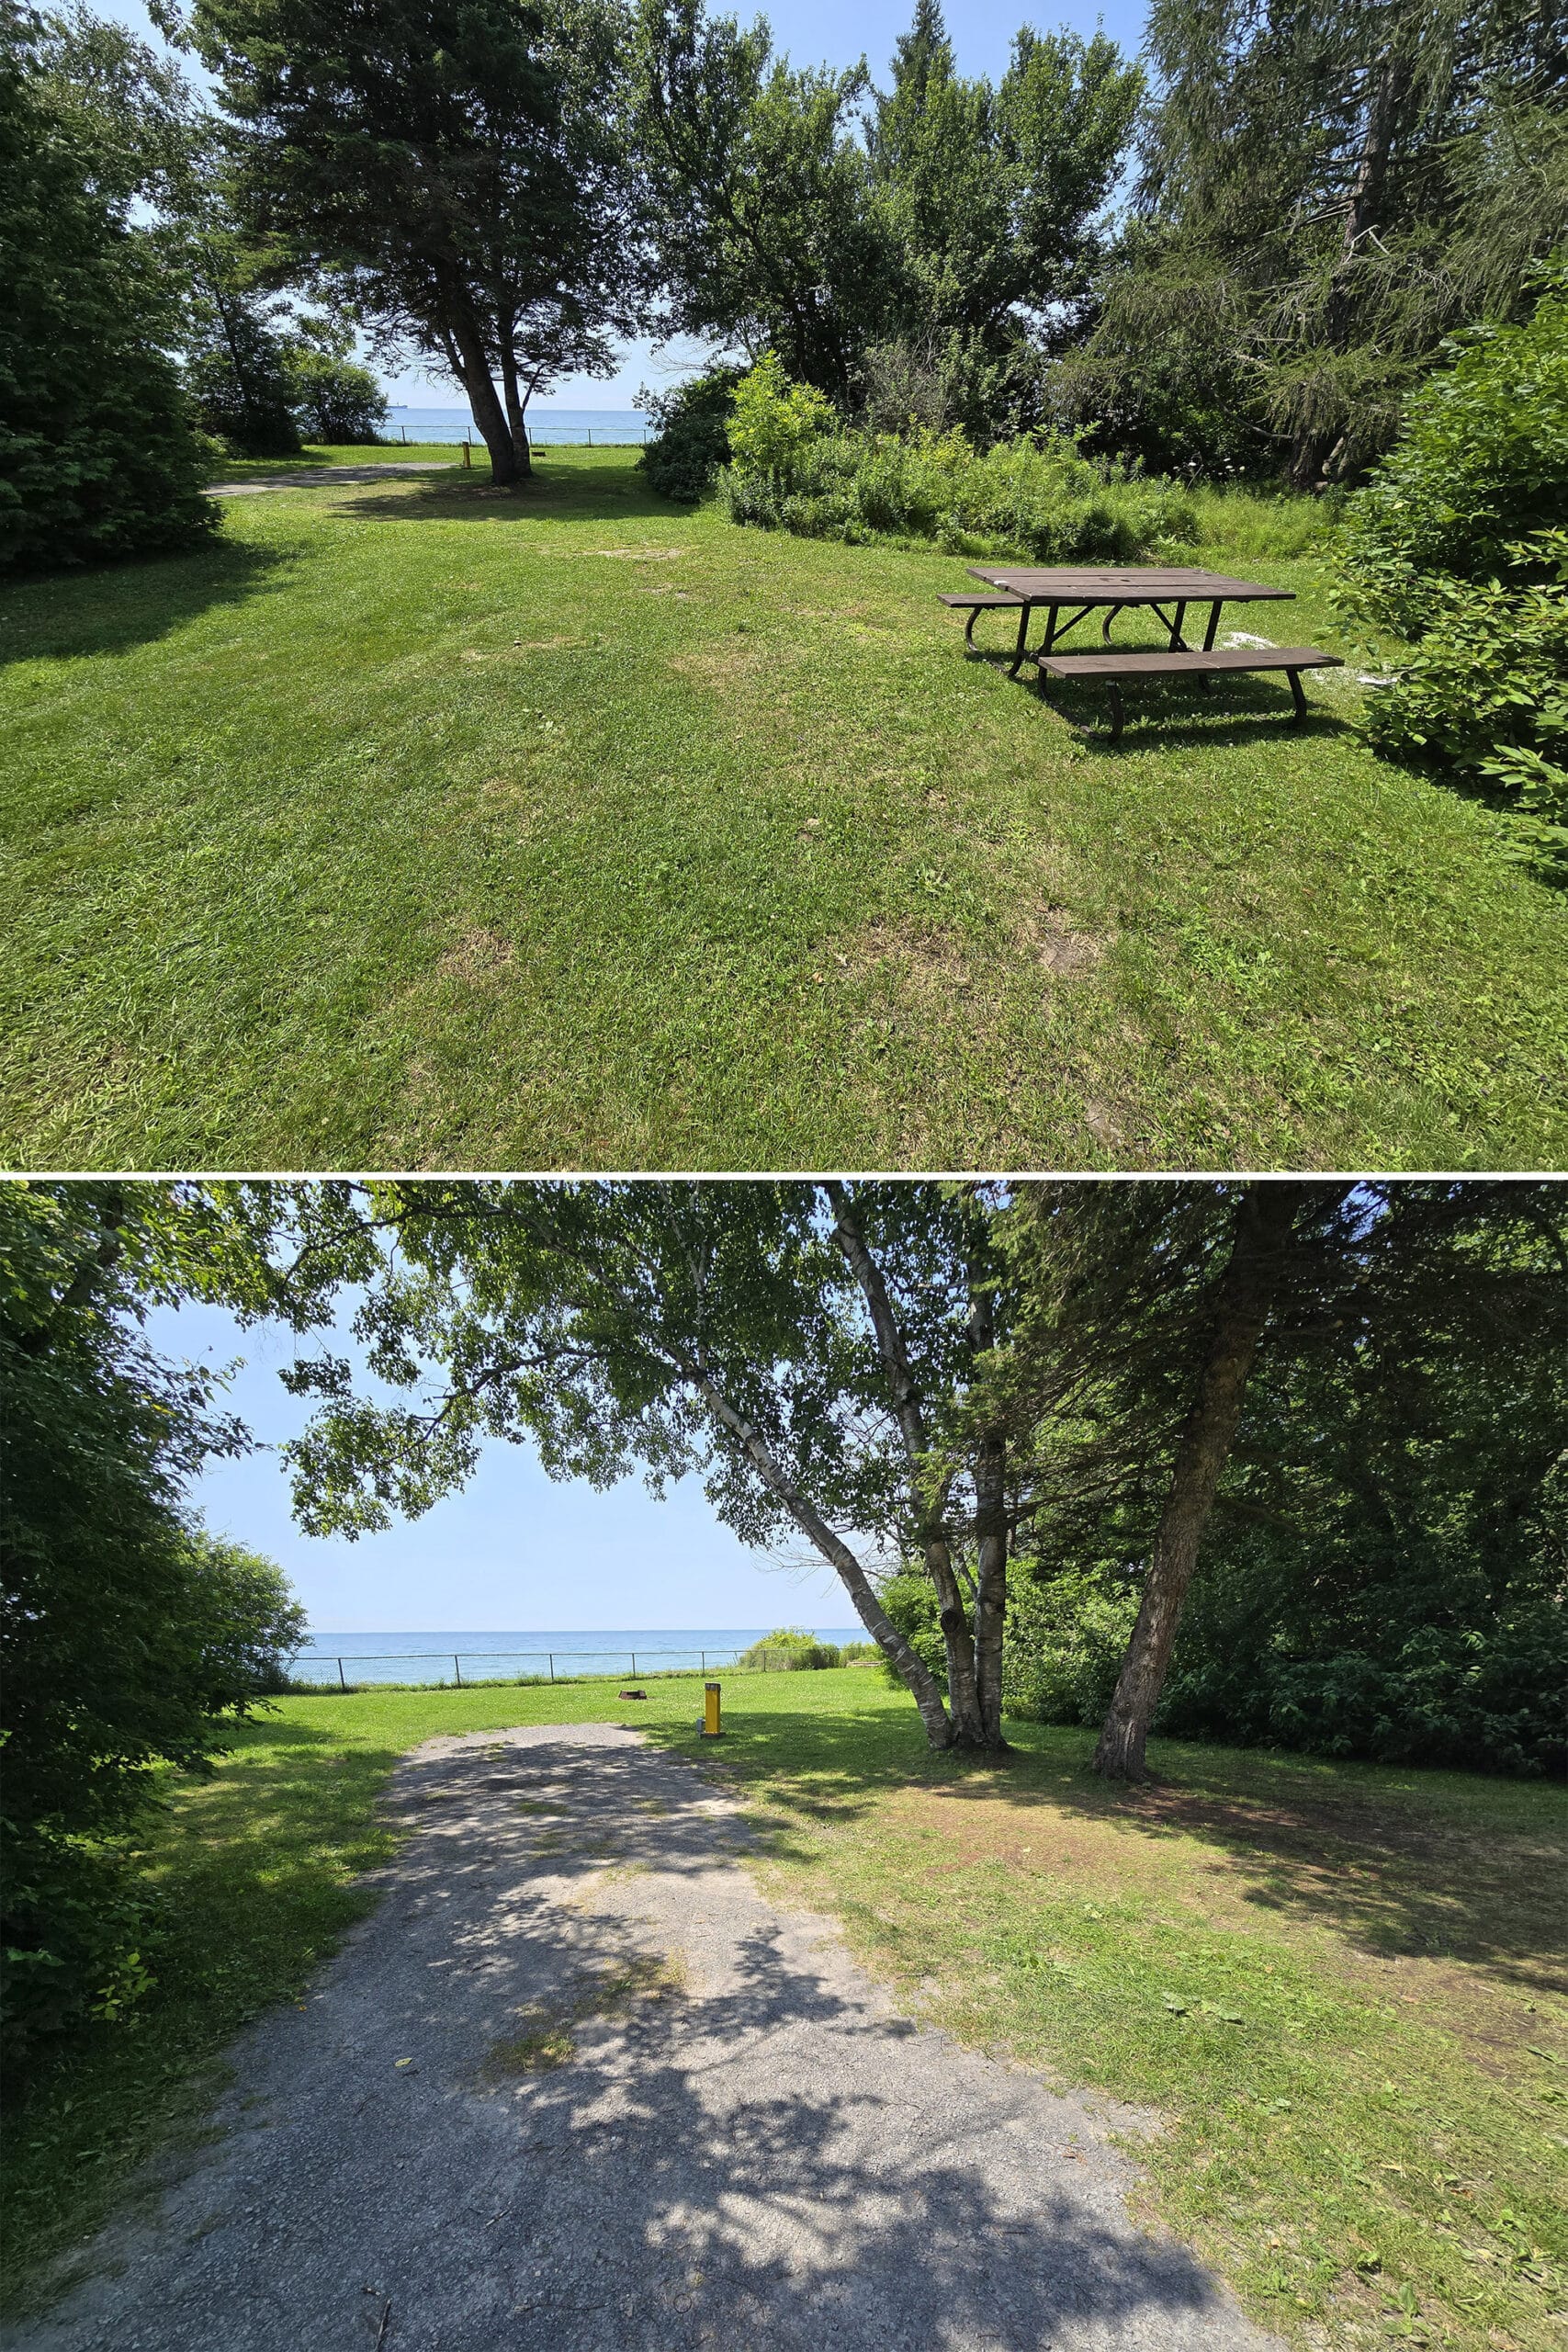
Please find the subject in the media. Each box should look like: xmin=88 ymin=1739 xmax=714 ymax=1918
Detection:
xmin=1093 ymin=1184 xmax=1302 ymax=1781
xmin=442 ymin=295 xmax=523 ymax=485
xmin=499 ymin=340 xmax=534 ymax=479
xmin=964 ymin=1257 xmax=1010 ymax=1751
xmin=1293 ymin=48 xmax=1414 ymax=486
xmin=971 ymin=1428 xmax=1010 ymax=1748
xmin=824 ymin=1183 xmax=987 ymax=1745
xmin=682 ymin=1354 xmax=956 ymax=1748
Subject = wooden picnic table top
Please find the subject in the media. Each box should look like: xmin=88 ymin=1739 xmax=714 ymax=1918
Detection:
xmin=965 ymin=565 xmax=1295 ymax=604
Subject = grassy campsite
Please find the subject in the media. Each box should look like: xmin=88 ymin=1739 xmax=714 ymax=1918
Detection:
xmin=4 ymin=444 xmax=1562 ymax=1170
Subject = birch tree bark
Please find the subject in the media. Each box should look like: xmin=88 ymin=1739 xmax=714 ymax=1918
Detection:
xmin=1094 ymin=1183 xmax=1301 ymax=1781
xmin=824 ymin=1182 xmax=987 ymax=1746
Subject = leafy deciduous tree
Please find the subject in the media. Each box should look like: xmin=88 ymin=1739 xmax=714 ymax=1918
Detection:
xmin=186 ymin=0 xmax=650 ymax=481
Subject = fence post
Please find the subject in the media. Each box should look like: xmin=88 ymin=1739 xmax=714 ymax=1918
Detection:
xmin=338 ymin=1657 xmax=346 ymax=1691
xmin=454 ymin=1655 xmax=462 ymax=1687
xmin=587 ymin=427 xmax=593 ymax=447
xmin=701 ymin=1650 xmax=706 ymax=1674
xmin=548 ymin=1654 xmax=555 ymax=1683
xmin=630 ymin=1652 xmax=637 ymax=1677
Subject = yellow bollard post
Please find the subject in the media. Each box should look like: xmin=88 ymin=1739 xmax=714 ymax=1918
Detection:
xmin=703 ymin=1681 xmax=722 ymax=1738
xmin=462 ymin=438 xmax=471 ymax=468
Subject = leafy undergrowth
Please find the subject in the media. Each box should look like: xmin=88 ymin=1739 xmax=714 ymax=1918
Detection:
xmin=3 ymin=447 xmax=1562 ymax=1169
xmin=2 ymin=1675 xmax=1562 ymax=2352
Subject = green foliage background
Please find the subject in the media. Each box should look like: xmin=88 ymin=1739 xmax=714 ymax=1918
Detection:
xmin=0 ymin=17 xmax=213 ymax=571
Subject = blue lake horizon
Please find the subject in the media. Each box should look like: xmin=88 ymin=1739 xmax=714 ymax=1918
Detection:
xmin=292 ymin=1627 xmax=863 ymax=1685
xmin=381 ymin=404 xmax=649 ymax=446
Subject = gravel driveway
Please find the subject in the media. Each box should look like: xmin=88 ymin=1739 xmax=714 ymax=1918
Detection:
xmin=6 ymin=1725 xmax=1280 ymax=2352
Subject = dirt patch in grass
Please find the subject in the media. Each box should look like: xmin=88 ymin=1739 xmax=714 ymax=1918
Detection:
xmin=840 ymin=906 xmax=1107 ymax=1011
xmin=665 ymin=639 xmax=777 ymax=687
xmin=436 ymin=927 xmax=516 ymax=984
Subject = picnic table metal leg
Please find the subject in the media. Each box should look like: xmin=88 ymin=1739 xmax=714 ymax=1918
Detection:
xmin=1288 ymin=668 xmax=1308 ymax=725
xmin=1203 ymin=601 xmax=1223 ymax=650
xmin=1008 ymin=600 xmax=1032 ymax=677
xmin=1104 ymin=682 xmax=1125 ymax=743
xmin=1100 ymin=602 xmax=1123 ymax=642
xmin=1168 ymin=599 xmax=1188 ymax=650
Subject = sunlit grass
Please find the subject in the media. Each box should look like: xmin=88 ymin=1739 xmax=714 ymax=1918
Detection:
xmin=3 ymin=1672 xmax=1562 ymax=2349
xmin=3 ymin=447 xmax=1562 ymax=1169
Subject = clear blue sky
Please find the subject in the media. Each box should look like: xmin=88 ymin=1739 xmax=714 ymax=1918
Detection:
xmin=145 ymin=1298 xmax=845 ymax=1633
xmin=97 ymin=0 xmax=1145 ymax=407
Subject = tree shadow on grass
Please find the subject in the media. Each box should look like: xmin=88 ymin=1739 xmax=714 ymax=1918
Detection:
xmin=0 ymin=537 xmax=291 ymax=671
xmin=901 ymin=1729 xmax=1568 ymax=1996
xmin=330 ymin=456 xmax=681 ymax=529
xmin=665 ymin=1705 xmax=1567 ymax=1996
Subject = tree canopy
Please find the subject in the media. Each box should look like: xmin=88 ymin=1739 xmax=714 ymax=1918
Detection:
xmin=0 ymin=4 xmax=215 ymax=570
xmin=1062 ymin=0 xmax=1568 ymax=480
xmin=186 ymin=0 xmax=651 ymax=480
xmin=0 ymin=1183 xmax=305 ymax=2058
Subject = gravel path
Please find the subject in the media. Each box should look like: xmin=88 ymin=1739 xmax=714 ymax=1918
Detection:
xmin=206 ymin=462 xmax=454 ymax=494
xmin=6 ymin=1726 xmax=1280 ymax=2352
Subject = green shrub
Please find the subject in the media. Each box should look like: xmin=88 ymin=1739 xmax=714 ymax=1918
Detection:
xmin=726 ymin=352 xmax=835 ymax=478
xmin=283 ymin=339 xmax=389 ymax=446
xmin=724 ymin=365 xmax=1201 ymax=563
xmin=184 ymin=298 xmax=301 ymax=458
xmin=1334 ymin=271 xmax=1568 ymax=859
xmin=1001 ymin=1571 xmax=1138 ymax=1725
xmin=1356 ymin=565 xmax=1568 ymax=839
xmin=638 ymin=361 xmax=746 ymax=503
xmin=0 ymin=24 xmax=214 ymax=571
xmin=736 ymin=1626 xmax=842 ymax=1670
xmin=873 ymin=1573 xmax=948 ymax=1690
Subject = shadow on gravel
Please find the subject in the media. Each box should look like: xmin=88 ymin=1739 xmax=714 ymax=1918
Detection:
xmin=375 ymin=1734 xmax=1243 ymax=2351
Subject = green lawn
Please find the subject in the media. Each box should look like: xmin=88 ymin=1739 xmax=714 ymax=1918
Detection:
xmin=2 ymin=446 xmax=1562 ymax=1169
xmin=5 ymin=1671 xmax=1562 ymax=2352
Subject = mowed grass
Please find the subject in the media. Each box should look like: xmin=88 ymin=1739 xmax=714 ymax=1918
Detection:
xmin=2 ymin=446 xmax=1563 ymax=1169
xmin=3 ymin=1670 xmax=1562 ymax=2352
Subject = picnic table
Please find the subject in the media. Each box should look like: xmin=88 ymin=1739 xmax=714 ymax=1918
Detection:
xmin=939 ymin=562 xmax=1341 ymax=740
xmin=961 ymin=565 xmax=1298 ymax=677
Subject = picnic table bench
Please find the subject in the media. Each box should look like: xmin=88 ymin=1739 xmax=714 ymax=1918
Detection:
xmin=1038 ymin=646 xmax=1344 ymax=741
xmin=942 ymin=563 xmax=1341 ymax=737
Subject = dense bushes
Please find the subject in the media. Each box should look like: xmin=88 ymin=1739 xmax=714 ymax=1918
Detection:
xmin=736 ymin=1625 xmax=867 ymax=1670
xmin=1002 ymin=1569 xmax=1565 ymax=1776
xmin=0 ymin=23 xmax=214 ymax=571
xmin=637 ymin=360 xmax=746 ymax=502
xmin=1000 ymin=1572 xmax=1137 ymax=1727
xmin=186 ymin=300 xmax=392 ymax=456
xmin=721 ymin=353 xmax=1200 ymax=560
xmin=0 ymin=1188 xmax=303 ymax=2063
xmin=1335 ymin=272 xmax=1568 ymax=859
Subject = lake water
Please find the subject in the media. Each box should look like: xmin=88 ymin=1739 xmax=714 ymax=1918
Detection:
xmin=383 ymin=405 xmax=649 ymax=447
xmin=292 ymin=1627 xmax=862 ymax=1687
